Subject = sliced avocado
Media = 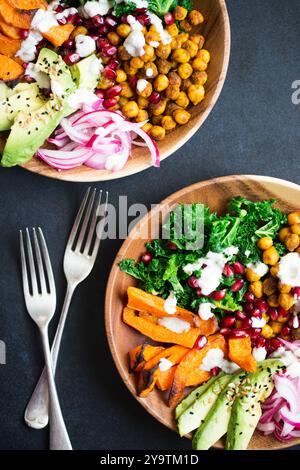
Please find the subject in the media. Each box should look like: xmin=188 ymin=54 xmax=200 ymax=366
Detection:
xmin=70 ymin=54 xmax=100 ymax=91
xmin=1 ymin=97 xmax=66 ymax=167
xmin=226 ymin=359 xmax=283 ymax=450
xmin=36 ymin=48 xmax=76 ymax=98
xmin=175 ymin=375 xmax=218 ymax=420
xmin=178 ymin=373 xmax=232 ymax=437
xmin=0 ymin=82 xmax=12 ymax=101
xmin=192 ymin=370 xmax=245 ymax=450
xmin=0 ymin=84 xmax=45 ymax=131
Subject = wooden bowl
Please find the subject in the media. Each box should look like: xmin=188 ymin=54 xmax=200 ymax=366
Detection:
xmin=105 ymin=175 xmax=300 ymax=450
xmin=18 ymin=0 xmax=230 ymax=182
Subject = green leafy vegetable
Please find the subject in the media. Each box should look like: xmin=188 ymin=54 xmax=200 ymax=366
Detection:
xmin=148 ymin=0 xmax=178 ymax=16
xmin=113 ymin=0 xmax=138 ymax=17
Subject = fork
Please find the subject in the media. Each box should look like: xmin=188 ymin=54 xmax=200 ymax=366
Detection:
xmin=20 ymin=228 xmax=72 ymax=450
xmin=24 ymin=188 xmax=108 ymax=430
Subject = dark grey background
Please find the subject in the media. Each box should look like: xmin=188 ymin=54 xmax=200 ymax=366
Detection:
xmin=1 ymin=0 xmax=300 ymax=451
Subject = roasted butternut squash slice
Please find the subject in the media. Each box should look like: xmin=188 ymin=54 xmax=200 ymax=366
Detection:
xmin=43 ymin=24 xmax=75 ymax=48
xmin=228 ymin=336 xmax=257 ymax=373
xmin=0 ymin=33 xmax=21 ymax=57
xmin=129 ymin=343 xmax=164 ymax=372
xmin=156 ymin=366 xmax=176 ymax=391
xmin=0 ymin=0 xmax=33 ymax=29
xmin=0 ymin=18 xmax=21 ymax=38
xmin=0 ymin=53 xmax=23 ymax=81
xmin=7 ymin=0 xmax=47 ymax=10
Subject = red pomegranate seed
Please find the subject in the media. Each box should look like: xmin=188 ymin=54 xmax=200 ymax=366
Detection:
xmin=230 ymin=329 xmax=249 ymax=339
xmin=166 ymin=241 xmax=177 ymax=250
xmin=271 ymin=338 xmax=282 ymax=350
xmin=278 ymin=307 xmax=289 ymax=317
xmin=92 ymin=14 xmax=104 ymax=26
xmin=149 ymin=91 xmax=160 ymax=104
xmin=99 ymin=24 xmax=109 ymax=35
xmin=194 ymin=335 xmax=208 ymax=350
xmin=103 ymin=98 xmax=117 ymax=108
xmin=136 ymin=14 xmax=150 ymax=25
xmin=244 ymin=291 xmax=255 ymax=302
xmin=105 ymin=84 xmax=122 ymax=99
xmin=121 ymin=14 xmax=129 ymax=23
xmin=67 ymin=13 xmax=78 ymax=23
xmin=221 ymin=316 xmax=236 ymax=328
xmin=265 ymin=339 xmax=272 ymax=353
xmin=23 ymin=74 xmax=34 ymax=83
xmin=109 ymin=58 xmax=120 ymax=70
xmin=232 ymin=261 xmax=245 ymax=275
xmin=104 ymin=66 xmax=116 ymax=80
xmin=64 ymin=52 xmax=80 ymax=65
xmin=103 ymin=45 xmax=117 ymax=57
xmin=210 ymin=289 xmax=226 ymax=301
xmin=235 ymin=310 xmax=246 ymax=320
xmin=164 ymin=12 xmax=175 ymax=25
xmin=230 ymin=279 xmax=244 ymax=292
xmin=20 ymin=29 xmax=29 ymax=39
xmin=269 ymin=307 xmax=278 ymax=321
xmin=134 ymin=7 xmax=147 ymax=13
xmin=196 ymin=288 xmax=203 ymax=297
xmin=129 ymin=75 xmax=138 ymax=89
xmin=281 ymin=326 xmax=291 ymax=337
xmin=58 ymin=17 xmax=67 ymax=25
xmin=22 ymin=62 xmax=28 ymax=70
xmin=97 ymin=38 xmax=110 ymax=50
xmin=220 ymin=328 xmax=232 ymax=336
xmin=241 ymin=318 xmax=252 ymax=329
xmin=211 ymin=367 xmax=220 ymax=376
xmin=223 ymin=263 xmax=235 ymax=277
xmin=141 ymin=253 xmax=152 ymax=264
xmin=256 ymin=299 xmax=268 ymax=314
xmin=187 ymin=276 xmax=198 ymax=289
xmin=63 ymin=38 xmax=74 ymax=49
xmin=74 ymin=16 xmax=83 ymax=25
xmin=251 ymin=308 xmax=262 ymax=318
xmin=54 ymin=5 xmax=63 ymax=12
xmin=244 ymin=302 xmax=254 ymax=313
xmin=256 ymin=336 xmax=266 ymax=348
xmin=90 ymin=34 xmax=100 ymax=41
xmin=250 ymin=328 xmax=262 ymax=339
xmin=292 ymin=286 xmax=300 ymax=298
xmin=105 ymin=15 xmax=118 ymax=28
xmin=95 ymin=90 xmax=105 ymax=99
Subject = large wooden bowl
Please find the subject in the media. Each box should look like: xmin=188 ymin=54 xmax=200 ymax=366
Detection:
xmin=18 ymin=0 xmax=230 ymax=182
xmin=105 ymin=175 xmax=300 ymax=450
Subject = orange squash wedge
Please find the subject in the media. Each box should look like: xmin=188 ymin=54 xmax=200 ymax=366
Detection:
xmin=43 ymin=24 xmax=75 ymax=48
xmin=0 ymin=18 xmax=21 ymax=38
xmin=7 ymin=0 xmax=47 ymax=9
xmin=156 ymin=366 xmax=176 ymax=391
xmin=0 ymin=33 xmax=21 ymax=57
xmin=0 ymin=0 xmax=33 ymax=29
xmin=0 ymin=52 xmax=23 ymax=81
xmin=129 ymin=343 xmax=164 ymax=372
xmin=228 ymin=336 xmax=257 ymax=373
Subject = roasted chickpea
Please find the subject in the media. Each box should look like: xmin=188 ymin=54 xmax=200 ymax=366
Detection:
xmin=156 ymin=43 xmax=172 ymax=59
xmin=141 ymin=44 xmax=155 ymax=62
xmin=197 ymin=49 xmax=211 ymax=64
xmin=136 ymin=80 xmax=153 ymax=98
xmin=151 ymin=115 xmax=163 ymax=125
xmin=245 ymin=268 xmax=260 ymax=282
xmin=268 ymin=294 xmax=279 ymax=307
xmin=135 ymin=109 xmax=149 ymax=123
xmin=165 ymin=84 xmax=180 ymax=100
xmin=262 ymin=277 xmax=278 ymax=296
xmin=183 ymin=40 xmax=198 ymax=58
xmin=172 ymin=48 xmax=190 ymax=63
xmin=170 ymin=36 xmax=183 ymax=50
xmin=249 ymin=281 xmax=263 ymax=298
xmin=285 ymin=233 xmax=300 ymax=251
xmin=262 ymin=324 xmax=274 ymax=339
xmin=189 ymin=9 xmax=204 ymax=25
xmin=270 ymin=321 xmax=283 ymax=334
xmin=178 ymin=32 xmax=189 ymax=45
xmin=188 ymin=84 xmax=205 ymax=105
xmin=168 ymin=71 xmax=182 ymax=87
xmin=141 ymin=62 xmax=158 ymax=79
xmin=153 ymin=74 xmax=169 ymax=92
xmin=118 ymin=96 xmax=129 ymax=107
xmin=161 ymin=115 xmax=177 ymax=130
xmin=130 ymin=57 xmax=144 ymax=69
xmin=290 ymin=223 xmax=300 ymax=235
xmin=174 ymin=5 xmax=188 ymax=20
xmin=107 ymin=31 xmax=121 ymax=46
xmin=263 ymin=246 xmax=279 ymax=265
xmin=142 ymin=122 xmax=152 ymax=133
xmin=190 ymin=33 xmax=205 ymax=48
xmin=150 ymin=125 xmax=166 ymax=141
xmin=145 ymin=30 xmax=160 ymax=45
xmin=279 ymin=293 xmax=294 ymax=310
xmin=181 ymin=78 xmax=193 ymax=91
xmin=122 ymin=101 xmax=139 ymax=118
xmin=278 ymin=282 xmax=292 ymax=294
xmin=156 ymin=58 xmax=172 ymax=75
xmin=97 ymin=76 xmax=114 ymax=90
xmin=165 ymin=102 xmax=181 ymax=116
xmin=176 ymin=91 xmax=189 ymax=108
xmin=257 ymin=237 xmax=273 ymax=250
xmin=192 ymin=57 xmax=208 ymax=71
xmin=71 ymin=26 xmax=88 ymax=38
xmin=279 ymin=227 xmax=291 ymax=242
xmin=150 ymin=99 xmax=167 ymax=116
xmin=118 ymin=45 xmax=132 ymax=61
xmin=277 ymin=313 xmax=290 ymax=324
xmin=117 ymin=23 xmax=131 ymax=38
xmin=270 ymin=263 xmax=279 ymax=277
xmin=178 ymin=63 xmax=193 ymax=80
xmin=137 ymin=96 xmax=149 ymax=109
xmin=166 ymin=23 xmax=179 ymax=37
xmin=115 ymin=69 xmax=127 ymax=83
xmin=192 ymin=71 xmax=208 ymax=86
xmin=180 ymin=20 xmax=192 ymax=32
xmin=288 ymin=211 xmax=300 ymax=225
xmin=173 ymin=108 xmax=191 ymax=125
xmin=124 ymin=62 xmax=138 ymax=76
xmin=120 ymin=82 xmax=134 ymax=98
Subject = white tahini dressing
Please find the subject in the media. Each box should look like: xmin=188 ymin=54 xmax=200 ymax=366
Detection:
xmin=67 ymin=88 xmax=98 ymax=109
xmin=198 ymin=302 xmax=215 ymax=320
xmin=271 ymin=346 xmax=300 ymax=377
xmin=158 ymin=358 xmax=173 ymax=372
xmin=124 ymin=15 xmax=146 ymax=57
xmin=75 ymin=35 xmax=96 ymax=57
xmin=278 ymin=252 xmax=300 ymax=287
xmin=90 ymin=57 xmax=104 ymax=76
xmin=148 ymin=12 xmax=171 ymax=45
xmin=158 ymin=317 xmax=190 ymax=333
xmin=251 ymin=317 xmax=266 ymax=328
xmin=31 ymin=8 xmax=58 ymax=32
xmin=16 ymin=31 xmax=43 ymax=62
xmin=145 ymin=68 xmax=154 ymax=78
xmin=136 ymin=79 xmax=148 ymax=93
xmin=24 ymin=62 xmax=50 ymax=89
xmin=84 ymin=0 xmax=112 ymax=17
xmin=164 ymin=291 xmax=177 ymax=315
xmin=51 ymin=79 xmax=64 ymax=98
xmin=252 ymin=346 xmax=267 ymax=362
xmin=56 ymin=7 xmax=78 ymax=21
xmin=200 ymin=348 xmax=240 ymax=374
xmin=247 ymin=261 xmax=269 ymax=277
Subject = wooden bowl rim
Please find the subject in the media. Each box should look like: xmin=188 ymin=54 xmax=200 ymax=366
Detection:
xmin=105 ymin=174 xmax=300 ymax=450
xmin=20 ymin=0 xmax=231 ymax=182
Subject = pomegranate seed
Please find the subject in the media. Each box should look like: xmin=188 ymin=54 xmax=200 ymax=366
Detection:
xmin=211 ymin=367 xmax=220 ymax=376
xmin=134 ymin=7 xmax=147 ymax=13
xmin=103 ymin=98 xmax=117 ymax=108
xmin=230 ymin=279 xmax=244 ymax=292
xmin=235 ymin=310 xmax=246 ymax=320
xmin=244 ymin=291 xmax=255 ymax=302
xmin=136 ymin=14 xmax=150 ymax=26
xmin=58 ymin=17 xmax=67 ymax=25
xmin=250 ymin=328 xmax=262 ymax=339
xmin=99 ymin=24 xmax=109 ymax=35
xmin=232 ymin=261 xmax=245 ymax=275
xmin=281 ymin=326 xmax=291 ymax=337
xmin=22 ymin=62 xmax=28 ymax=70
xmin=194 ymin=335 xmax=208 ymax=350
xmin=103 ymin=45 xmax=117 ymax=57
xmin=90 ymin=34 xmax=100 ymax=41
xmin=223 ymin=263 xmax=235 ymax=277
xmin=67 ymin=13 xmax=78 ymax=23
xmin=221 ymin=316 xmax=236 ymax=328
xmin=196 ymin=288 xmax=203 ymax=297
xmin=105 ymin=15 xmax=118 ymax=28
xmin=244 ymin=302 xmax=254 ymax=313
xmin=54 ymin=5 xmax=63 ymax=12
xmin=104 ymin=66 xmax=116 ymax=80
xmin=256 ymin=336 xmax=266 ymax=348
xmin=269 ymin=307 xmax=278 ymax=321
xmin=164 ymin=12 xmax=175 ymax=25
xmin=141 ymin=253 xmax=152 ymax=264
xmin=84 ymin=19 xmax=94 ymax=29
xmin=292 ymin=286 xmax=300 ymax=298
xmin=251 ymin=308 xmax=262 ymax=318
xmin=230 ymin=329 xmax=249 ymax=339
xmin=220 ymin=328 xmax=232 ymax=336
xmin=63 ymin=38 xmax=74 ymax=49
xmin=166 ymin=241 xmax=177 ymax=250
xmin=129 ymin=75 xmax=138 ymax=89
xmin=256 ymin=299 xmax=268 ymax=314
xmin=241 ymin=318 xmax=252 ymax=329
xmin=121 ymin=14 xmax=129 ymax=23
xmin=92 ymin=14 xmax=104 ymax=26
xmin=265 ymin=339 xmax=272 ymax=353
xmin=278 ymin=307 xmax=289 ymax=317
xmin=20 ymin=29 xmax=29 ymax=39
xmin=187 ymin=276 xmax=198 ymax=289
xmin=97 ymin=38 xmax=110 ymax=50
xmin=149 ymin=91 xmax=160 ymax=104
xmin=109 ymin=58 xmax=120 ymax=70
xmin=271 ymin=338 xmax=282 ymax=350
xmin=74 ymin=16 xmax=83 ymax=25
xmin=210 ymin=289 xmax=226 ymax=301
xmin=95 ymin=90 xmax=105 ymax=99
xmin=64 ymin=52 xmax=80 ymax=65
xmin=105 ymin=84 xmax=122 ymax=99
xmin=41 ymin=87 xmax=51 ymax=98
xmin=23 ymin=74 xmax=34 ymax=83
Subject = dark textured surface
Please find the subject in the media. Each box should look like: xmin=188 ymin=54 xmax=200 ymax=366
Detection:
xmin=1 ymin=0 xmax=300 ymax=451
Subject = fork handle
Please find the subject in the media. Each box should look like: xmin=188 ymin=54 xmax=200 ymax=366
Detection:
xmin=40 ymin=327 xmax=72 ymax=450
xmin=24 ymin=284 xmax=75 ymax=429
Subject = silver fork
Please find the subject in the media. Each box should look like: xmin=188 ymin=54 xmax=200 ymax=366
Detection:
xmin=20 ymin=228 xmax=72 ymax=450
xmin=24 ymin=188 xmax=108 ymax=429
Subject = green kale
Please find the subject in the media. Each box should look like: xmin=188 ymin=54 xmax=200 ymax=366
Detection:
xmin=113 ymin=0 xmax=138 ymax=16
xmin=148 ymin=0 xmax=178 ymax=16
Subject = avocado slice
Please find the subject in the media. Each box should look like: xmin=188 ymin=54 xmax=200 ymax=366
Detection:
xmin=175 ymin=375 xmax=218 ymax=420
xmin=0 ymin=84 xmax=45 ymax=131
xmin=70 ymin=54 xmax=101 ymax=91
xmin=226 ymin=359 xmax=283 ymax=450
xmin=178 ymin=373 xmax=232 ymax=437
xmin=1 ymin=97 xmax=66 ymax=167
xmin=0 ymin=82 xmax=12 ymax=101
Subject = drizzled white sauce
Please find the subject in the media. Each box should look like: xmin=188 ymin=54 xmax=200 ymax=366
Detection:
xmin=16 ymin=31 xmax=43 ymax=62
xmin=124 ymin=15 xmax=145 ymax=57
xmin=148 ymin=12 xmax=171 ymax=45
xmin=75 ymin=35 xmax=96 ymax=57
xmin=51 ymin=79 xmax=64 ymax=97
xmin=31 ymin=8 xmax=58 ymax=32
xmin=278 ymin=253 xmax=300 ymax=287
xmin=84 ymin=0 xmax=112 ymax=17
xmin=200 ymin=348 xmax=240 ymax=374
xmin=136 ymin=79 xmax=148 ymax=93
xmin=198 ymin=302 xmax=215 ymax=320
xmin=164 ymin=291 xmax=177 ymax=315
xmin=158 ymin=317 xmax=190 ymax=333
xmin=247 ymin=262 xmax=269 ymax=277
xmin=24 ymin=62 xmax=50 ymax=89
xmin=252 ymin=346 xmax=267 ymax=362
xmin=251 ymin=317 xmax=266 ymax=328
xmin=158 ymin=358 xmax=173 ymax=372
xmin=67 ymin=88 xmax=98 ymax=109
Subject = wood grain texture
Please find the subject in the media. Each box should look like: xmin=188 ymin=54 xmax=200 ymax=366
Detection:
xmin=105 ymin=175 xmax=300 ymax=450
xmin=11 ymin=0 xmax=230 ymax=182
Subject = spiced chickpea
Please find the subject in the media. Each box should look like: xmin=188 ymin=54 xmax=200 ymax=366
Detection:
xmin=156 ymin=58 xmax=172 ymax=74
xmin=168 ymin=71 xmax=182 ymax=87
xmin=145 ymin=30 xmax=160 ymax=44
xmin=262 ymin=277 xmax=278 ymax=296
xmin=141 ymin=44 xmax=155 ymax=62
xmin=150 ymin=125 xmax=166 ymax=141
xmin=172 ymin=48 xmax=190 ymax=63
xmin=118 ymin=45 xmax=132 ymax=61
xmin=173 ymin=108 xmax=191 ymax=125
xmin=142 ymin=122 xmax=152 ymax=133
xmin=137 ymin=96 xmax=149 ymax=109
xmin=117 ymin=23 xmax=131 ymax=38
xmin=142 ymin=62 xmax=158 ymax=79
xmin=118 ymin=96 xmax=129 ymax=107
xmin=188 ymin=84 xmax=205 ymax=105
xmin=174 ymin=5 xmax=188 ymax=20
xmin=124 ymin=62 xmax=138 ymax=76
xmin=192 ymin=57 xmax=208 ymax=71
xmin=270 ymin=263 xmax=279 ymax=277
xmin=279 ymin=227 xmax=291 ymax=242
xmin=285 ymin=233 xmax=300 ymax=251
xmin=136 ymin=80 xmax=152 ymax=98
xmin=278 ymin=293 xmax=294 ymax=311
xmin=249 ymin=281 xmax=263 ymax=298
xmin=291 ymin=224 xmax=300 ymax=235
xmin=192 ymin=71 xmax=208 ymax=86
xmin=197 ymin=49 xmax=211 ymax=63
xmin=130 ymin=57 xmax=144 ymax=69
xmin=178 ymin=33 xmax=189 ymax=44
xmin=151 ymin=115 xmax=163 ymax=125
xmin=161 ymin=115 xmax=177 ymax=131
xmin=156 ymin=43 xmax=172 ymax=59
xmin=181 ymin=78 xmax=193 ymax=91
xmin=116 ymin=69 xmax=127 ymax=83
xmin=180 ymin=20 xmax=192 ymax=32
xmin=257 ymin=237 xmax=273 ymax=250
xmin=245 ymin=268 xmax=260 ymax=282
xmin=278 ymin=282 xmax=292 ymax=294
xmin=97 ymin=76 xmax=114 ymax=90
xmin=183 ymin=40 xmax=198 ymax=58
xmin=288 ymin=211 xmax=300 ymax=225
xmin=107 ymin=31 xmax=121 ymax=46
xmin=170 ymin=36 xmax=182 ymax=50
xmin=176 ymin=91 xmax=189 ymax=108
xmin=178 ymin=63 xmax=193 ymax=80
xmin=268 ymin=294 xmax=279 ymax=307
xmin=135 ymin=109 xmax=149 ymax=122
xmin=262 ymin=246 xmax=279 ymax=265
xmin=121 ymin=101 xmax=139 ymax=118
xmin=189 ymin=10 xmax=204 ymax=25
xmin=150 ymin=99 xmax=167 ymax=116
xmin=120 ymin=82 xmax=134 ymax=98
xmin=153 ymin=74 xmax=169 ymax=92
xmin=71 ymin=26 xmax=88 ymax=38
xmin=165 ymin=84 xmax=180 ymax=100
xmin=190 ymin=33 xmax=205 ymax=48
xmin=166 ymin=23 xmax=179 ymax=37
xmin=165 ymin=102 xmax=181 ymax=116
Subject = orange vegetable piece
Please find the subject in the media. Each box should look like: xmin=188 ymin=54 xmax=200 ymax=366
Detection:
xmin=228 ymin=336 xmax=257 ymax=373
xmin=7 ymin=0 xmax=47 ymax=10
xmin=0 ymin=0 xmax=33 ymax=29
xmin=0 ymin=18 xmax=21 ymax=39
xmin=168 ymin=334 xmax=226 ymax=407
xmin=43 ymin=24 xmax=75 ymax=48
xmin=123 ymin=307 xmax=209 ymax=348
xmin=156 ymin=366 xmax=176 ymax=391
xmin=129 ymin=343 xmax=164 ymax=372
xmin=0 ymin=53 xmax=23 ymax=81
xmin=0 ymin=33 xmax=21 ymax=57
